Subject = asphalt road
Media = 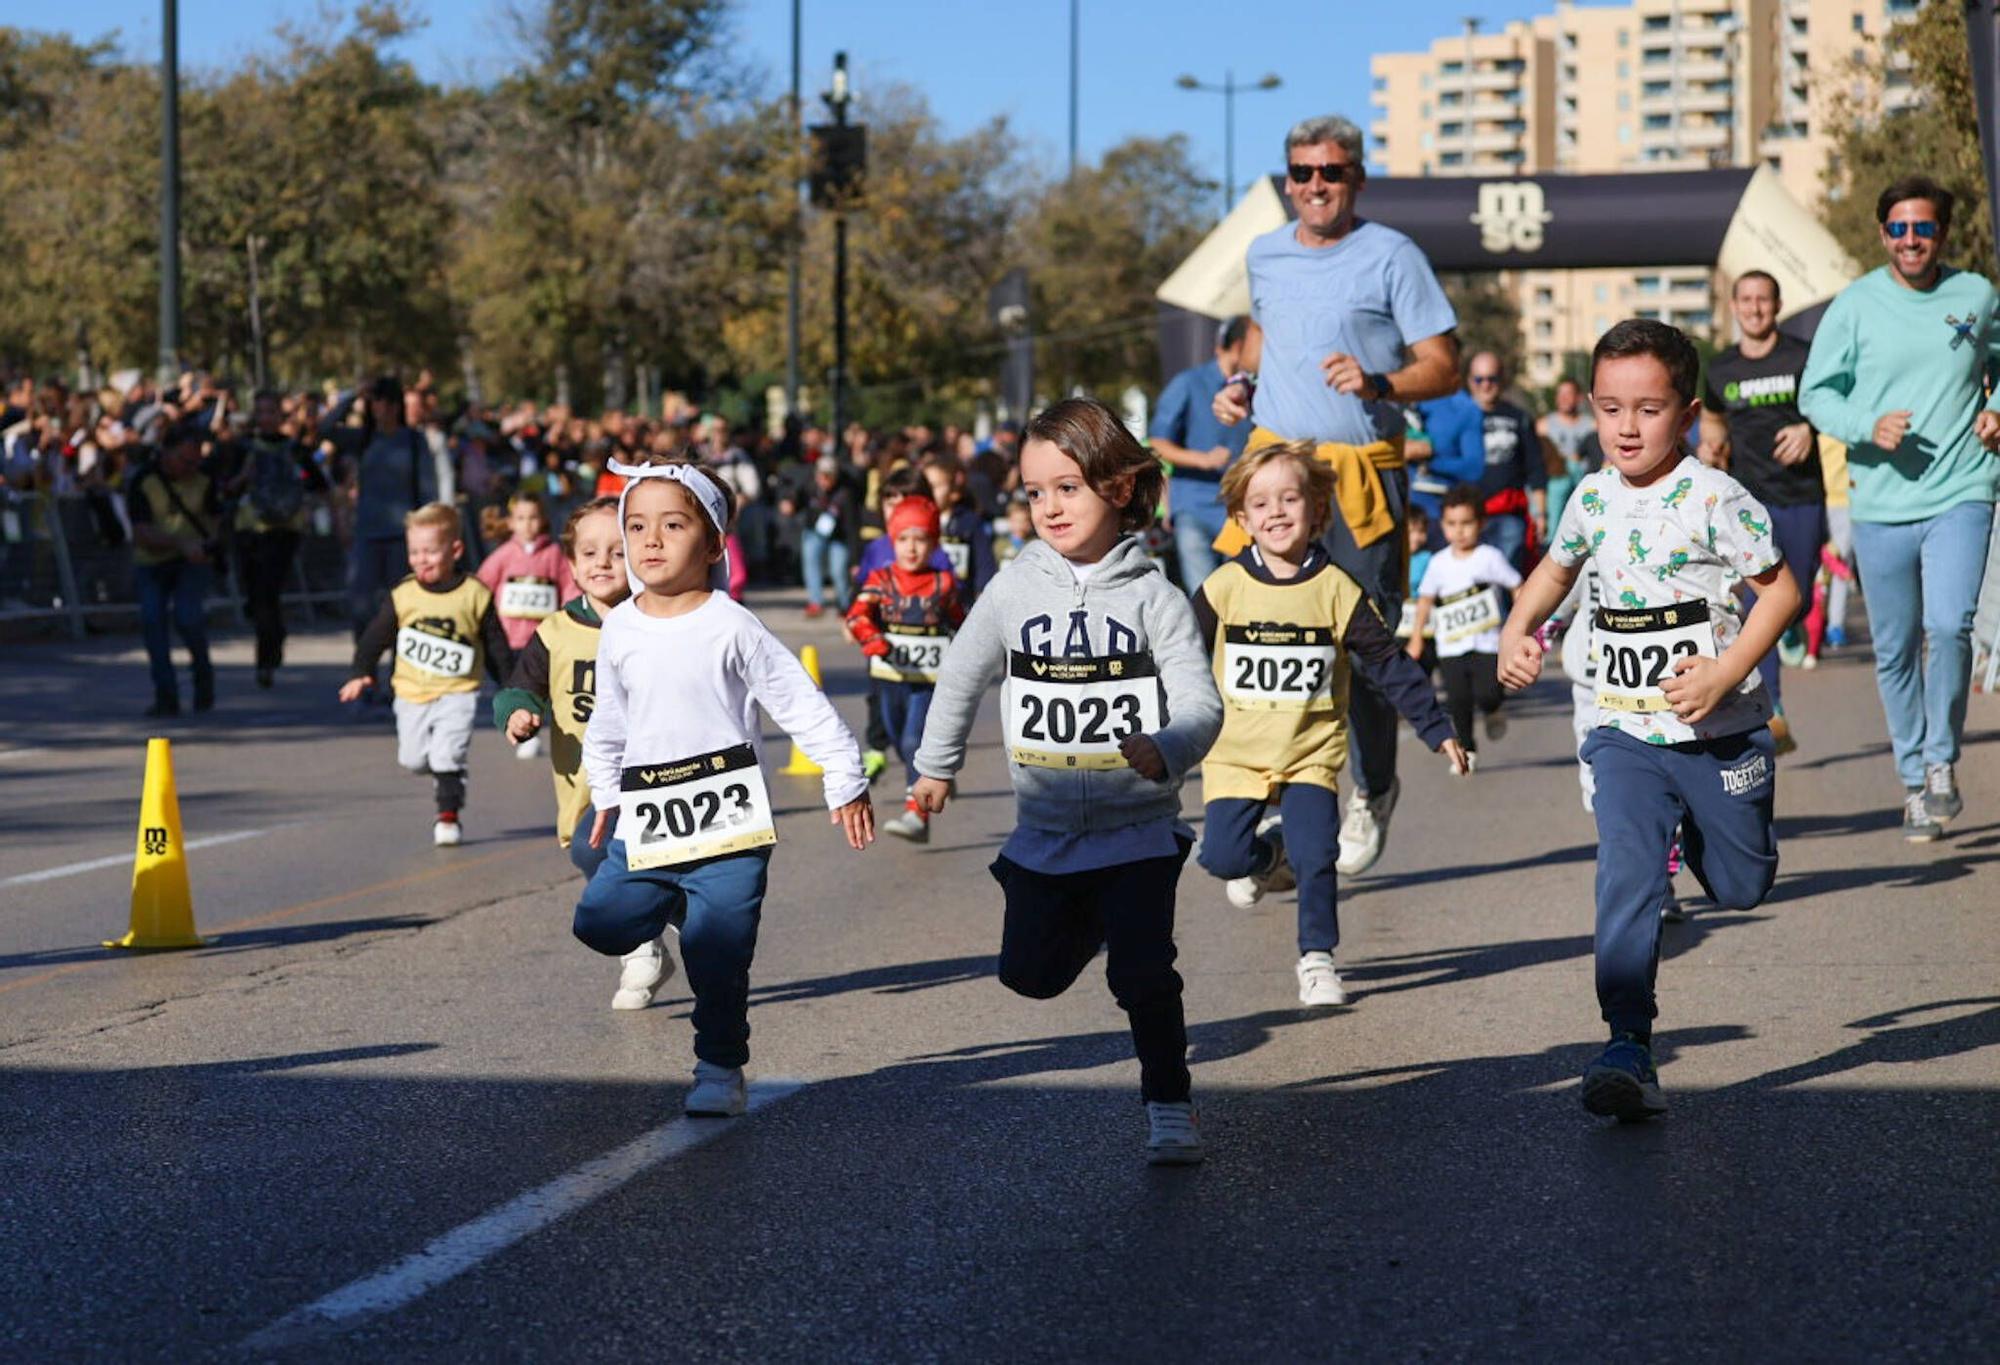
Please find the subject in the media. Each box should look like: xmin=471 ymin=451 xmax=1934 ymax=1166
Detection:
xmin=3 ymin=594 xmax=1997 ymax=1362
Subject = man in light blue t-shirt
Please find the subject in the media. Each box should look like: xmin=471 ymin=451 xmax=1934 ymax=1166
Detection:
xmin=1152 ymin=316 xmax=1252 ymax=590
xmin=1800 ymin=173 xmax=2000 ymax=840
xmin=1212 ymin=113 xmax=1461 ymax=877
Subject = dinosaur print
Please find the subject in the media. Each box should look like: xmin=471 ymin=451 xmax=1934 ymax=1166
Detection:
xmin=1662 ymin=477 xmax=1693 ymax=508
xmin=1655 ymin=548 xmax=1692 ymax=581
xmin=1580 ymin=489 xmax=1606 ymax=516
xmin=1737 ymin=509 xmax=1769 ymax=538
xmin=1628 ymin=530 xmax=1650 ymax=563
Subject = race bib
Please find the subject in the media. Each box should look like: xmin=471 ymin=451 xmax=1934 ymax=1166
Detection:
xmin=941 ymin=538 xmax=972 ymax=578
xmin=1436 ymin=585 xmax=1503 ymax=644
xmin=1221 ymin=625 xmax=1338 ymax=712
xmin=1593 ymin=602 xmax=1717 ymax=714
xmin=499 ymin=577 xmax=559 ymax=619
xmin=1394 ymin=601 xmax=1431 ymax=641
xmin=396 ymin=626 xmax=475 ymax=679
xmin=868 ymin=622 xmax=950 ymax=683
xmin=1004 ymin=650 xmax=1163 ymax=769
xmin=619 ymin=743 xmax=776 ymax=871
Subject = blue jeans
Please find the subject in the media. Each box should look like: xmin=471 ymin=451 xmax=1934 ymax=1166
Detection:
xmin=800 ymin=528 xmax=849 ymax=610
xmin=1201 ymin=784 xmax=1342 ymax=954
xmin=1751 ymin=501 xmax=1827 ymax=710
xmin=878 ymin=681 xmax=934 ymax=789
xmin=1852 ymin=499 xmax=1996 ymax=788
xmin=1171 ymin=496 xmax=1228 ymax=591
xmin=134 ymin=560 xmax=214 ymax=702
xmin=348 ymin=536 xmax=409 ymax=640
xmin=574 ymin=841 xmax=771 ymax=1067
xmin=1481 ymin=512 xmax=1527 ymax=572
xmin=1584 ymin=726 xmax=1778 ymax=1037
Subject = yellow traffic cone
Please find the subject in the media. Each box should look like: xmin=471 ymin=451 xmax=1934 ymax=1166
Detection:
xmin=780 ymin=645 xmax=827 ymax=777
xmin=104 ymin=738 xmax=211 ymax=951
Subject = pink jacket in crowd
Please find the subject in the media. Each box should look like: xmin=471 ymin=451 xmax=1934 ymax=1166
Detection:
xmin=477 ymin=535 xmax=577 ymax=650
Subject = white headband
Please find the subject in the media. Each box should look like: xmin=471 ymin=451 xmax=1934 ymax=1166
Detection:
xmin=609 ymin=458 xmax=731 ymax=595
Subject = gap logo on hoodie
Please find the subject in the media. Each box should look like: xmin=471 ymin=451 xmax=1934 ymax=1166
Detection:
xmin=1018 ymin=609 xmax=1141 ymax=659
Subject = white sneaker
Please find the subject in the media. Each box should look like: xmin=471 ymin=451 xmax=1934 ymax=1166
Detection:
xmin=1224 ymin=818 xmax=1289 ymax=908
xmin=1484 ymin=711 xmax=1508 ymax=742
xmin=685 ymin=1061 xmax=748 ymax=1117
xmin=432 ymin=818 xmax=462 ymax=847
xmin=1296 ymin=951 xmax=1348 ymax=1007
xmin=1335 ymin=777 xmax=1400 ymax=875
xmin=882 ymin=805 xmax=930 ymax=843
xmin=611 ymin=932 xmax=677 ymax=1010
xmin=1145 ymin=1101 xmax=1205 ymax=1165
xmin=516 ymin=732 xmax=543 ymax=760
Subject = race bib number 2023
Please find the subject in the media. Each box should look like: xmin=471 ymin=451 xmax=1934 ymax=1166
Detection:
xmin=1003 ymin=650 xmax=1163 ymax=769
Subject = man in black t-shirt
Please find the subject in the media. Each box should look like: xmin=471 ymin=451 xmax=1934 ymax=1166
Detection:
xmin=1699 ymin=269 xmax=1823 ymax=747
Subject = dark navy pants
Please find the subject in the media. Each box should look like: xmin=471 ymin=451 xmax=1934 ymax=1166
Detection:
xmin=990 ymin=841 xmax=1192 ymax=1103
xmin=575 ymin=840 xmax=770 ymax=1067
xmin=877 ymin=681 xmax=935 ymax=790
xmin=1751 ymin=500 xmax=1826 ymax=710
xmin=1200 ymin=784 xmax=1342 ymax=954
xmin=1582 ymin=726 xmax=1778 ymax=1037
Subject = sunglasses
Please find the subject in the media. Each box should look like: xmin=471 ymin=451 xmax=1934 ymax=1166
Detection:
xmin=1469 ymin=374 xmax=1503 ymax=386
xmin=1288 ymin=162 xmax=1358 ymax=185
xmin=1885 ymin=220 xmax=1939 ymax=239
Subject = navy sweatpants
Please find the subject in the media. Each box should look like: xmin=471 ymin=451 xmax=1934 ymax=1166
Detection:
xmin=1582 ymin=726 xmax=1778 ymax=1037
xmin=990 ymin=842 xmax=1192 ymax=1103
xmin=1199 ymin=784 xmax=1342 ymax=954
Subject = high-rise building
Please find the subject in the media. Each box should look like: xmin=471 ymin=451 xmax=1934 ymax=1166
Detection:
xmin=1369 ymin=0 xmax=1916 ymax=386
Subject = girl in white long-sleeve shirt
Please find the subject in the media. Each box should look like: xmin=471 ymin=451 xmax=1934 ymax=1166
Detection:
xmin=577 ymin=460 xmax=875 ymax=1117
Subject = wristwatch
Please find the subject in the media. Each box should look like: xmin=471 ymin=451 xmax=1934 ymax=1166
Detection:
xmin=1366 ymin=372 xmax=1394 ymax=401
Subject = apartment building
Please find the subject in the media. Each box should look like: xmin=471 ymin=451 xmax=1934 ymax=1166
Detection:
xmin=1370 ymin=0 xmax=1917 ymax=387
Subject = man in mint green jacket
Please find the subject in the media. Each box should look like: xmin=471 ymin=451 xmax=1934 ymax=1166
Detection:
xmin=1800 ymin=174 xmax=2000 ymax=842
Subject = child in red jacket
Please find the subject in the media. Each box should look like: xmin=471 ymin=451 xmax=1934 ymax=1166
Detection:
xmin=846 ymin=497 xmax=966 ymax=843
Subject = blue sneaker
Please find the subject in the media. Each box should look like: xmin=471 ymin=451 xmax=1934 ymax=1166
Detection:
xmin=1581 ymin=1033 xmax=1667 ymax=1121
xmin=1825 ymin=625 xmax=1848 ymax=650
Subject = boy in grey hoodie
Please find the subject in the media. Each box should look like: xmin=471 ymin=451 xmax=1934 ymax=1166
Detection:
xmin=913 ymin=398 xmax=1223 ymax=1165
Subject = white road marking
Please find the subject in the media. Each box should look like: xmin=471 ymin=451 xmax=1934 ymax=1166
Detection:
xmin=0 ymin=829 xmax=268 ymax=888
xmin=240 ymin=1080 xmax=804 ymax=1350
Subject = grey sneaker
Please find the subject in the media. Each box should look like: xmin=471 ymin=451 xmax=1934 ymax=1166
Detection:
xmin=882 ymin=804 xmax=931 ymax=843
xmin=1145 ymin=1101 xmax=1206 ymax=1165
xmin=1903 ymin=788 xmax=1942 ymax=844
xmin=612 ymin=932 xmax=677 ymax=1011
xmin=1924 ymin=763 xmax=1962 ymax=823
xmin=1336 ymin=777 xmax=1400 ymax=876
xmin=1296 ymin=951 xmax=1348 ymax=1007
xmin=685 ymin=1061 xmax=748 ymax=1117
xmin=1225 ymin=818 xmax=1289 ymax=909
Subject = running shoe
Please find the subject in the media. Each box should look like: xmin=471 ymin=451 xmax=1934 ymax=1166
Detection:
xmin=1145 ymin=1101 xmax=1206 ymax=1165
xmin=1825 ymin=625 xmax=1848 ymax=650
xmin=1296 ymin=951 xmax=1348 ymax=1007
xmin=516 ymin=732 xmax=544 ymax=761
xmin=433 ymin=815 xmax=462 ymax=847
xmin=862 ymin=749 xmax=889 ymax=782
xmin=1769 ymin=713 xmax=1797 ymax=757
xmin=803 ymin=602 xmax=824 ymax=619
xmin=883 ymin=798 xmax=930 ymax=843
xmin=144 ymin=695 xmax=180 ymax=719
xmin=685 ymin=1061 xmax=747 ymax=1117
xmin=612 ymin=933 xmax=677 ymax=1011
xmin=1903 ymin=788 xmax=1942 ymax=843
xmin=1777 ymin=625 xmax=1807 ymax=669
xmin=1581 ymin=1033 xmax=1667 ymax=1121
xmin=1924 ymin=762 xmax=1963 ymax=823
xmin=1660 ymin=891 xmax=1687 ymax=924
xmin=1225 ymin=819 xmax=1289 ymax=908
xmin=1484 ymin=710 xmax=1508 ymax=742
xmin=1335 ymin=777 xmax=1400 ymax=876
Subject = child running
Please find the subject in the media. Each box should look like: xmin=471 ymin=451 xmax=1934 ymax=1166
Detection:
xmin=846 ymin=496 xmax=966 ymax=843
xmin=1406 ymin=484 xmax=1523 ymax=772
xmin=850 ymin=465 xmax=945 ymax=781
xmin=910 ymin=397 xmax=1223 ymax=1166
xmin=492 ymin=495 xmax=680 ymax=1009
xmin=576 ymin=459 xmax=874 ymax=1117
xmin=1192 ymin=441 xmax=1466 ymax=1007
xmin=477 ymin=491 xmax=576 ymax=761
xmin=920 ymin=451 xmax=999 ymax=601
xmin=340 ymin=503 xmax=513 ymax=846
xmin=1499 ymin=319 xmax=1799 ymax=1122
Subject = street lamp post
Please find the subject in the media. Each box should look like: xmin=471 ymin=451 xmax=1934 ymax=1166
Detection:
xmin=813 ymin=53 xmax=865 ymax=439
xmin=158 ymin=0 xmax=182 ymax=385
xmin=1175 ymin=70 xmax=1282 ymax=217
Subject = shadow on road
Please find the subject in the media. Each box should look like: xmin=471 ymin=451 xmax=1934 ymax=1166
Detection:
xmin=0 ymin=914 xmax=436 ymax=974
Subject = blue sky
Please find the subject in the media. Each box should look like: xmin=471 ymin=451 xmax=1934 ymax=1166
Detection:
xmin=41 ymin=0 xmax=1576 ymax=188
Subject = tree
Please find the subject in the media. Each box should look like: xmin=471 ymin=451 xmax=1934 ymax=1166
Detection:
xmin=1439 ymin=273 xmax=1523 ymax=379
xmin=1821 ymin=0 xmax=1993 ymax=275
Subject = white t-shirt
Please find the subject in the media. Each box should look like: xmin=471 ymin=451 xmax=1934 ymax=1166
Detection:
xmin=1416 ymin=543 xmax=1521 ymax=657
xmin=1549 ymin=455 xmax=1780 ymax=744
xmin=584 ymin=593 xmax=866 ymax=815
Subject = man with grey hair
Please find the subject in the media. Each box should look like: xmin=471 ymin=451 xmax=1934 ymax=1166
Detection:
xmin=1213 ymin=113 xmax=1461 ymax=877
